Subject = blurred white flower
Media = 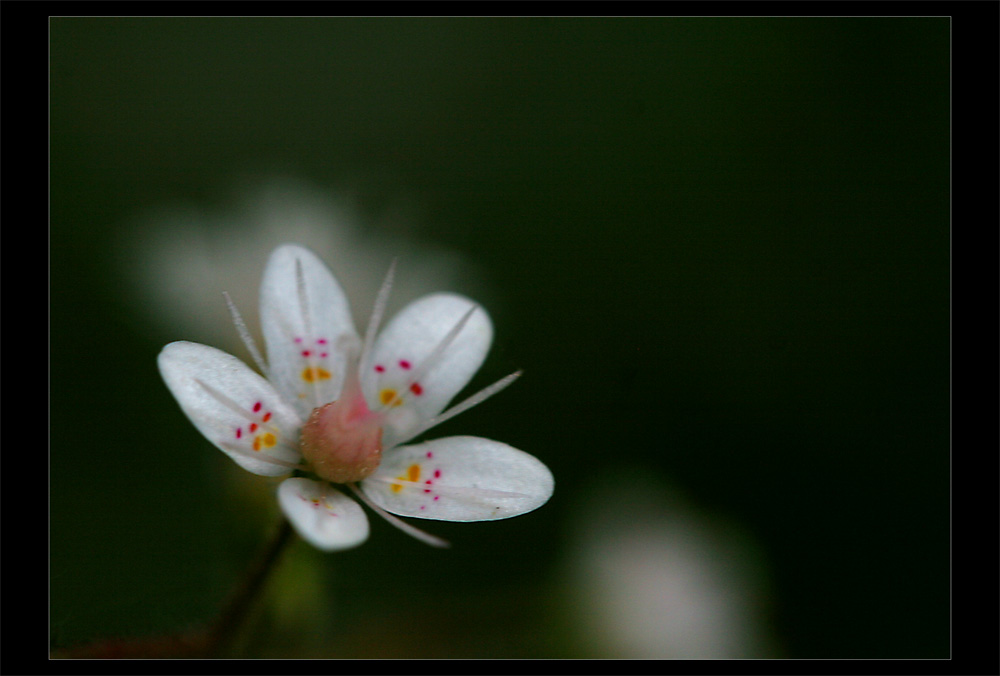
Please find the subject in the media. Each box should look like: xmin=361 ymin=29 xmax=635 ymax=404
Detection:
xmin=564 ymin=472 xmax=780 ymax=658
xmin=120 ymin=177 xmax=477 ymax=354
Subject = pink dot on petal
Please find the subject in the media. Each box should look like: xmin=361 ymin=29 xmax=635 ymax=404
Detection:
xmin=253 ymin=402 xmax=262 ymax=412
xmin=426 ymin=451 xmax=433 ymax=458
xmin=434 ymin=470 xmax=441 ymax=478
xmin=374 ymin=365 xmax=385 ymax=373
xmin=399 ymin=360 xmax=411 ymax=370
xmin=317 ymin=338 xmax=327 ymax=344
xmin=235 ymin=428 xmax=242 ymax=438
xmin=433 ymin=496 xmax=440 ymax=501
xmin=320 ymin=352 xmax=328 ymax=358
xmin=294 ymin=337 xmax=303 ymax=343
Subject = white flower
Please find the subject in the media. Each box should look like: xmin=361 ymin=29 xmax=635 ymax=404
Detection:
xmin=565 ymin=476 xmax=777 ymax=658
xmin=158 ymin=244 xmax=553 ymax=551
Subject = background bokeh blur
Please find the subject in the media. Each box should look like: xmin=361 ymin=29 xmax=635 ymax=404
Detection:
xmin=50 ymin=17 xmax=949 ymax=659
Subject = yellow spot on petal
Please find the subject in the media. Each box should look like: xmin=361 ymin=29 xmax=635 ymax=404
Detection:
xmin=390 ymin=464 xmax=422 ymax=493
xmin=302 ymin=367 xmax=331 ymax=383
xmin=253 ymin=437 xmax=261 ymax=451
xmin=262 ymin=433 xmax=277 ymax=448
xmin=379 ymin=388 xmax=403 ymax=407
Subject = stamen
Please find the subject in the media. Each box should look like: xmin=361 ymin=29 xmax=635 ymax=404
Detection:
xmin=218 ymin=442 xmax=307 ymax=471
xmin=223 ymin=291 xmax=269 ymax=377
xmin=294 ymin=257 xmax=312 ymax=335
xmin=194 ymin=379 xmax=303 ymax=442
xmin=367 ymin=476 xmax=530 ymax=500
xmin=375 ymin=303 xmax=479 ymax=412
xmin=294 ymin=256 xmax=323 ymax=409
xmin=347 ymin=483 xmax=450 ymax=548
xmin=393 ymin=370 xmax=522 ymax=445
xmin=195 ymin=378 xmax=265 ymax=423
xmin=360 ymin=258 xmax=397 ymax=373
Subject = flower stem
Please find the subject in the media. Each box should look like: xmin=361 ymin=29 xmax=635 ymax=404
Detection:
xmin=54 ymin=517 xmax=297 ymax=659
xmin=203 ymin=517 xmax=296 ymax=657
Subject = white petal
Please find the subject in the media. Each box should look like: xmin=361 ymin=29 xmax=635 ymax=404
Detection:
xmin=361 ymin=294 xmax=492 ymax=447
xmin=360 ymin=436 xmax=554 ymax=521
xmin=260 ymin=244 xmax=359 ymax=419
xmin=278 ymin=478 xmax=369 ymax=551
xmin=158 ymin=341 xmax=302 ymax=476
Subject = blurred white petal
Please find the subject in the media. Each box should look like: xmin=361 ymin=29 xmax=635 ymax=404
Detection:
xmin=120 ymin=177 xmax=475 ymax=354
xmin=565 ymin=472 xmax=780 ymax=658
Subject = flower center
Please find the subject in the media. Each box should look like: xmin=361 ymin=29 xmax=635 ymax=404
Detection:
xmin=300 ymin=393 xmax=385 ymax=484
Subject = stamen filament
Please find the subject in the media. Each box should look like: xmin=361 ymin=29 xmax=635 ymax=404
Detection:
xmin=367 ymin=476 xmax=530 ymax=500
xmin=218 ymin=442 xmax=307 ymax=471
xmin=194 ymin=379 xmax=303 ymax=464
xmin=347 ymin=483 xmax=450 ymax=548
xmin=393 ymin=370 xmax=522 ymax=445
xmin=196 ymin=378 xmax=299 ymax=426
xmin=294 ymin=256 xmax=323 ymax=410
xmin=360 ymin=258 xmax=397 ymax=373
xmin=375 ymin=303 xmax=479 ymax=413
xmin=223 ymin=292 xmax=269 ymax=378
xmin=294 ymin=258 xmax=312 ymax=335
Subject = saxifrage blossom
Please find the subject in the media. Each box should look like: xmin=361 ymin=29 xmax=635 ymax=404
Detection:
xmin=158 ymin=244 xmax=553 ymax=550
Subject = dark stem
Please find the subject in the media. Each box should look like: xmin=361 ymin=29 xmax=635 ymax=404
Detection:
xmin=203 ymin=517 xmax=296 ymax=657
xmin=54 ymin=518 xmax=297 ymax=659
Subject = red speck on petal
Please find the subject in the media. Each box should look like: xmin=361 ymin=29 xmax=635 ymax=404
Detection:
xmin=434 ymin=469 xmax=441 ymax=478
xmin=374 ymin=365 xmax=385 ymax=373
xmin=236 ymin=428 xmax=242 ymax=439
xmin=399 ymin=360 xmax=411 ymax=370
xmin=253 ymin=402 xmax=262 ymax=413
xmin=410 ymin=382 xmax=423 ymax=395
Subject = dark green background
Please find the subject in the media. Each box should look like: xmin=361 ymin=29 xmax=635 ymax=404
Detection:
xmin=50 ymin=17 xmax=949 ymax=658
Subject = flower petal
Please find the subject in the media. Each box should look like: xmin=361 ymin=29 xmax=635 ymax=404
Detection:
xmin=158 ymin=341 xmax=303 ymax=476
xmin=361 ymin=293 xmax=492 ymax=447
xmin=278 ymin=477 xmax=369 ymax=551
xmin=260 ymin=244 xmax=359 ymax=419
xmin=360 ymin=436 xmax=554 ymax=521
